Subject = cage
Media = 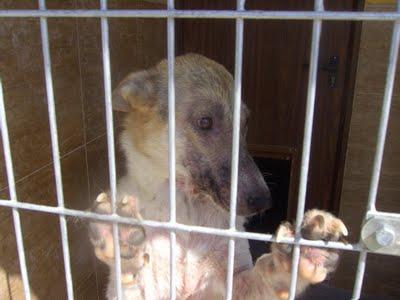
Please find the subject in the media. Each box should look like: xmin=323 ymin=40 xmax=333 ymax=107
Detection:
xmin=0 ymin=0 xmax=399 ymax=299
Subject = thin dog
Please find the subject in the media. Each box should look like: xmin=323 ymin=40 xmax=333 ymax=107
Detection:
xmin=88 ymin=54 xmax=348 ymax=299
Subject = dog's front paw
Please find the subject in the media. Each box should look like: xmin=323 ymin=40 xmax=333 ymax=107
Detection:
xmin=272 ymin=209 xmax=348 ymax=284
xmin=89 ymin=193 xmax=148 ymax=275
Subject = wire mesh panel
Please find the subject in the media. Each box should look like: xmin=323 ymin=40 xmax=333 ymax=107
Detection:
xmin=0 ymin=0 xmax=399 ymax=300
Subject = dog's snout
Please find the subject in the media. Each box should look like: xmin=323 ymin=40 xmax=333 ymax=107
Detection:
xmin=247 ymin=193 xmax=272 ymax=212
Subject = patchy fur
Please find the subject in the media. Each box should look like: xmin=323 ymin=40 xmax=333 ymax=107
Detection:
xmin=88 ymin=54 xmax=348 ymax=299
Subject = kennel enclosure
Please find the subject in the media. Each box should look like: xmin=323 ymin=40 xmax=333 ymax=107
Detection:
xmin=0 ymin=0 xmax=400 ymax=299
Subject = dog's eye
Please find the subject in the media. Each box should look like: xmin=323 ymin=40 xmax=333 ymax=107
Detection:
xmin=197 ymin=117 xmax=213 ymax=130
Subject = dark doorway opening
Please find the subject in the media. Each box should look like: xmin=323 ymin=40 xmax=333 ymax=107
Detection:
xmin=245 ymin=157 xmax=291 ymax=261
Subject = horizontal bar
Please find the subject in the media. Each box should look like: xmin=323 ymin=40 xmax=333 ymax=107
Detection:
xmin=367 ymin=210 xmax=400 ymax=219
xmin=0 ymin=9 xmax=400 ymax=21
xmin=0 ymin=198 xmax=366 ymax=252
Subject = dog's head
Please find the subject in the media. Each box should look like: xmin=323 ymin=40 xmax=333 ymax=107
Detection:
xmin=113 ymin=54 xmax=272 ymax=216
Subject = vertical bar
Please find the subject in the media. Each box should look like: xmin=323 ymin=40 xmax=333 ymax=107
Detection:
xmin=352 ymin=4 xmax=400 ymax=298
xmin=351 ymin=251 xmax=367 ymax=300
xmin=365 ymin=13 xmax=400 ymax=214
xmin=38 ymin=1 xmax=74 ymax=299
xmin=167 ymin=1 xmax=177 ymax=299
xmin=288 ymin=1 xmax=323 ymax=299
xmin=225 ymin=1 xmax=245 ymax=300
xmin=99 ymin=0 xmax=122 ymax=299
xmin=0 ymin=80 xmax=32 ymax=300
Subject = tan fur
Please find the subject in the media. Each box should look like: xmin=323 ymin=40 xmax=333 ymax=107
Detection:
xmin=88 ymin=54 xmax=348 ymax=299
xmin=124 ymin=108 xmax=167 ymax=159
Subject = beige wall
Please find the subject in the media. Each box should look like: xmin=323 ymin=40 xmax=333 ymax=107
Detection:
xmin=334 ymin=1 xmax=400 ymax=298
xmin=0 ymin=1 xmax=166 ymax=299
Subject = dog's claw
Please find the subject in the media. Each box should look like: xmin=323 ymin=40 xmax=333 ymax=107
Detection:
xmin=336 ymin=219 xmax=348 ymax=237
xmin=118 ymin=195 xmax=139 ymax=218
xmin=96 ymin=192 xmax=108 ymax=203
xmin=121 ymin=196 xmax=129 ymax=205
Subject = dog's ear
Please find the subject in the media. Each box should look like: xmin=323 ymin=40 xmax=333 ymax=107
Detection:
xmin=112 ymin=69 xmax=159 ymax=112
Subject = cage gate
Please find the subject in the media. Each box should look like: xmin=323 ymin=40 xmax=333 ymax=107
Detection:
xmin=0 ymin=0 xmax=400 ymax=300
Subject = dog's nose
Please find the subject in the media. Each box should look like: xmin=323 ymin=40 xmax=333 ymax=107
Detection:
xmin=247 ymin=194 xmax=272 ymax=212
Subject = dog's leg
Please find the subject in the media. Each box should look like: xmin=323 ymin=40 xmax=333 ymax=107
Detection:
xmin=89 ymin=193 xmax=149 ymax=284
xmin=232 ymin=210 xmax=348 ymax=299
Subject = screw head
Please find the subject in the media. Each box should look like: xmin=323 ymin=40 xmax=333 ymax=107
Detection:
xmin=375 ymin=224 xmax=395 ymax=247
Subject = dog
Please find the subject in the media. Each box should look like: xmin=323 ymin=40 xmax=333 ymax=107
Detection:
xmin=88 ymin=54 xmax=348 ymax=299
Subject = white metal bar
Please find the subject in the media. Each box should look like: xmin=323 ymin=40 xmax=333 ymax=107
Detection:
xmin=0 ymin=80 xmax=32 ymax=300
xmin=0 ymin=199 xmax=368 ymax=251
xmin=366 ymin=22 xmax=400 ymax=213
xmin=352 ymin=251 xmax=368 ymax=300
xmin=351 ymin=5 xmax=400 ymax=298
xmin=367 ymin=210 xmax=400 ymax=219
xmin=99 ymin=0 xmax=122 ymax=299
xmin=288 ymin=1 xmax=323 ymax=299
xmin=167 ymin=1 xmax=177 ymax=299
xmin=0 ymin=3 xmax=398 ymax=300
xmin=38 ymin=1 xmax=74 ymax=298
xmin=225 ymin=1 xmax=245 ymax=299
xmin=1 ymin=10 xmax=400 ymax=21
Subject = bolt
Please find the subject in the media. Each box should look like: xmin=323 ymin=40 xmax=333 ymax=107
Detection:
xmin=375 ymin=224 xmax=395 ymax=247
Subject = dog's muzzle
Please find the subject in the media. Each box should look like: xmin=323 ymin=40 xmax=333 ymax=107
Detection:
xmin=247 ymin=193 xmax=272 ymax=212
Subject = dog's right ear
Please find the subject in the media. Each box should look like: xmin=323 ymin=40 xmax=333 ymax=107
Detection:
xmin=112 ymin=69 xmax=159 ymax=112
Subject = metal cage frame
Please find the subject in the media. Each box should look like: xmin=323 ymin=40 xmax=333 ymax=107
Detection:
xmin=0 ymin=0 xmax=399 ymax=299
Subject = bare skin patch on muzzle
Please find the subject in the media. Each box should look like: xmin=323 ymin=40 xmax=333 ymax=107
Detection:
xmin=183 ymin=148 xmax=272 ymax=216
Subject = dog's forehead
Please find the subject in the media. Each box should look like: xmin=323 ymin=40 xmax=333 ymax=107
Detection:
xmin=156 ymin=54 xmax=249 ymax=117
xmin=176 ymin=56 xmax=233 ymax=99
xmin=157 ymin=54 xmax=229 ymax=93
